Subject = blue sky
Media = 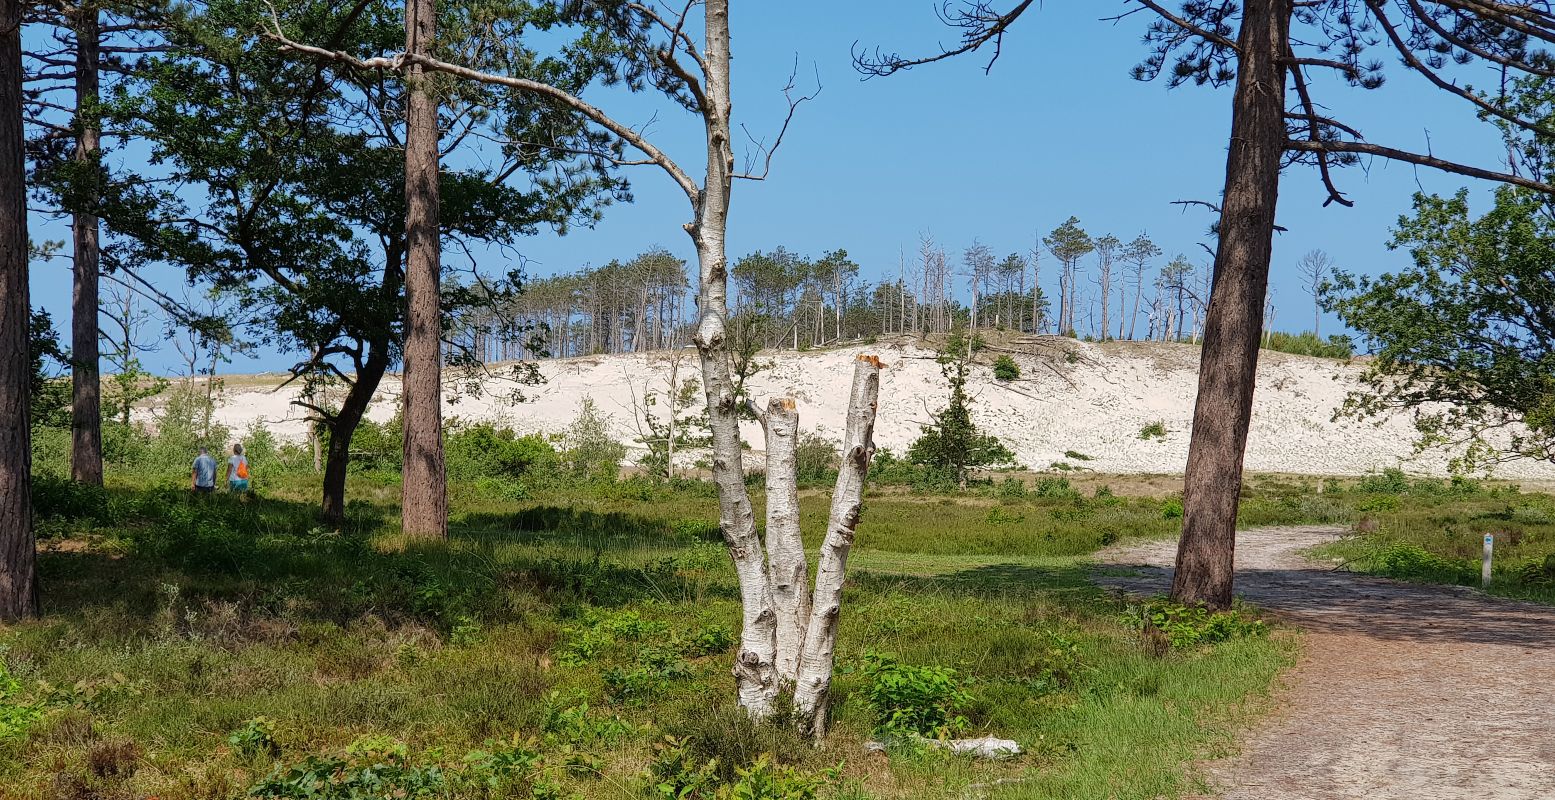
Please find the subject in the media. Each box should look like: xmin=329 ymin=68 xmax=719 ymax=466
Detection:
xmin=26 ymin=2 xmax=1513 ymax=374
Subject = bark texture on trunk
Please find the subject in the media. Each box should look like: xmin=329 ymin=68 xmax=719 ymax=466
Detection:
xmin=400 ymin=0 xmax=447 ymax=539
xmin=685 ymin=0 xmax=782 ymax=716
xmin=792 ymin=355 xmax=881 ymax=737
xmin=1172 ymin=0 xmax=1290 ymax=610
xmin=762 ymin=397 xmax=809 ymax=688
xmin=0 ymin=0 xmax=37 ymax=621
xmin=70 ymin=4 xmax=102 ymax=486
xmin=321 ymin=345 xmax=388 ymax=523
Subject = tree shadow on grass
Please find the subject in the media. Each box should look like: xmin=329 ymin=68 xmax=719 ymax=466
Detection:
xmin=33 ymin=484 xmax=715 ymax=632
xmin=850 ymin=561 xmax=1104 ymax=605
xmin=1098 ymin=559 xmax=1555 ymax=649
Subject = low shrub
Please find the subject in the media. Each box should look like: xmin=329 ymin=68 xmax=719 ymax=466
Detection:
xmin=1261 ymin=330 xmax=1354 ymax=359
xmin=794 ymin=431 xmax=839 ymax=484
xmin=1132 ymin=598 xmax=1268 ymax=650
xmin=1357 ymin=468 xmax=1410 ymax=495
xmin=445 ymin=422 xmax=559 ymax=483
xmin=860 ymin=651 xmax=972 ymax=739
xmin=992 ymin=355 xmax=1020 ymax=382
xmin=1373 ymin=541 xmax=1476 ymax=585
xmin=1033 ymin=476 xmax=1079 ymax=499
xmin=1138 ymin=421 xmax=1168 ymax=441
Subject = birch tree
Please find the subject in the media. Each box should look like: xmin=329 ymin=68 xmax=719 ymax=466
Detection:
xmin=271 ymin=0 xmax=886 ymax=729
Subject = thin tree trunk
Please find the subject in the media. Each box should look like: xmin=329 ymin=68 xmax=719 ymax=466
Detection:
xmin=322 ymin=343 xmax=388 ymax=523
xmin=1173 ymin=0 xmax=1290 ymax=610
xmin=69 ymin=4 xmax=102 ymax=485
xmin=1099 ymin=265 xmax=1111 ymax=342
xmin=686 ymin=0 xmax=780 ymax=716
xmin=792 ymin=355 xmax=881 ymax=737
xmin=1129 ymin=270 xmax=1144 ymax=340
xmin=400 ymin=0 xmax=447 ymax=539
xmin=761 ymin=397 xmax=808 ymax=688
xmin=0 ymin=0 xmax=37 ymax=621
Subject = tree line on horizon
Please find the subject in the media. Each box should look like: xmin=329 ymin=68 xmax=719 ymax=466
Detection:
xmin=454 ymin=223 xmax=1325 ymax=362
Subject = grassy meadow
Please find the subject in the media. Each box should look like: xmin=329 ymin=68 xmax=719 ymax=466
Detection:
xmin=13 ymin=409 xmax=1546 ymax=800
xmin=0 ymin=456 xmax=1325 ymax=800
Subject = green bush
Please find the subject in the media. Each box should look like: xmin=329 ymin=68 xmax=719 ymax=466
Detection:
xmin=227 ymin=716 xmax=279 ymax=758
xmin=861 ymin=651 xmax=972 ymax=739
xmin=794 ymin=431 xmax=839 ymax=484
xmin=446 ymin=422 xmax=559 ymax=482
xmin=995 ymin=477 xmax=1027 ymax=499
xmin=249 ymin=735 xmax=556 ymax=799
xmin=1033 ymin=476 xmax=1078 ymax=499
xmin=1261 ymin=330 xmax=1354 ymax=359
xmin=0 ymin=657 xmax=43 ymax=743
xmin=1373 ymin=541 xmax=1476 ymax=584
xmin=1138 ymin=421 xmax=1168 ymax=440
xmin=348 ymin=414 xmax=403 ymax=472
xmin=562 ymin=398 xmax=626 ymax=482
xmin=1133 ymin=598 xmax=1267 ymax=649
xmin=1357 ymin=468 xmax=1411 ymax=495
xmin=992 ymin=355 xmax=1020 ymax=382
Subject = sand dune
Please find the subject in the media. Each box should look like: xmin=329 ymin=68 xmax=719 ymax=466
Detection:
xmin=182 ymin=337 xmax=1555 ymax=480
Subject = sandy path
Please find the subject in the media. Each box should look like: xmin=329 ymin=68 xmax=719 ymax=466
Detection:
xmin=1097 ymin=526 xmax=1555 ymax=800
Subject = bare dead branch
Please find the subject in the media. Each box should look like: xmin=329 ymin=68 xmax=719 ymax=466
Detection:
xmin=734 ymin=58 xmax=820 ymax=181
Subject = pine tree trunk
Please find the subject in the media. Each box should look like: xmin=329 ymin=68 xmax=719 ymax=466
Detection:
xmin=793 ymin=355 xmax=881 ymax=737
xmin=761 ymin=397 xmax=808 ymax=687
xmin=69 ymin=5 xmax=103 ymax=485
xmin=400 ymin=0 xmax=447 ymax=539
xmin=1172 ymin=0 xmax=1289 ymax=610
xmin=0 ymin=0 xmax=37 ymax=621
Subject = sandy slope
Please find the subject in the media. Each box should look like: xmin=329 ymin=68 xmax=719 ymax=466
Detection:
xmin=177 ymin=337 xmax=1555 ymax=479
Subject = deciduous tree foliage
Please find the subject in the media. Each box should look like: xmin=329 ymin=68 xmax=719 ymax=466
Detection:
xmin=1329 ymin=187 xmax=1555 ymax=470
xmin=862 ymin=0 xmax=1555 ymax=608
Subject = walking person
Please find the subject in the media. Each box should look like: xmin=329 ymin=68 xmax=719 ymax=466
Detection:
xmin=191 ymin=446 xmax=217 ymax=494
xmin=226 ymin=443 xmax=250 ymax=494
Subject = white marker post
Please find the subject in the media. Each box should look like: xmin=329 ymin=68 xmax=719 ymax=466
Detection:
xmin=1483 ymin=533 xmax=1494 ymax=588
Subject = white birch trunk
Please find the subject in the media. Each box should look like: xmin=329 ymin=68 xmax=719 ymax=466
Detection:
xmin=792 ymin=355 xmax=882 ymax=737
xmin=688 ymin=0 xmax=780 ymax=717
xmin=761 ymin=397 xmax=810 ymax=687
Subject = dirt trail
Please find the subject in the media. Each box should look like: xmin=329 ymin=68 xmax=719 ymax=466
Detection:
xmin=1097 ymin=526 xmax=1555 ymax=800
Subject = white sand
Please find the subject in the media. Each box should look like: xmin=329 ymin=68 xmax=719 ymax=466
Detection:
xmin=178 ymin=338 xmax=1555 ymax=480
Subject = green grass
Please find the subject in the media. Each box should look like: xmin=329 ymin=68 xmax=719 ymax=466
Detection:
xmin=0 ymin=470 xmax=1315 ymax=800
xmin=1309 ymin=470 xmax=1555 ymax=603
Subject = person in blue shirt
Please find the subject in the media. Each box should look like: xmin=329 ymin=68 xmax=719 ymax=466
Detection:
xmin=226 ymin=443 xmax=250 ymax=493
xmin=192 ymin=447 xmax=217 ymax=493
